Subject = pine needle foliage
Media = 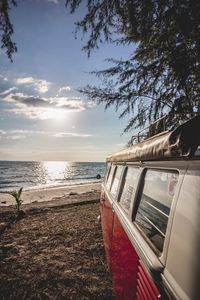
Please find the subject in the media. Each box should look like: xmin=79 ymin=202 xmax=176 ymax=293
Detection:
xmin=0 ymin=0 xmax=17 ymax=61
xmin=66 ymin=0 xmax=200 ymax=130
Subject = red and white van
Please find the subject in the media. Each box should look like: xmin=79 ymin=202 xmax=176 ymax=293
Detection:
xmin=100 ymin=116 xmax=200 ymax=300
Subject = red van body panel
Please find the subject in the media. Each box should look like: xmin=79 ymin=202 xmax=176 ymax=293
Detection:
xmin=100 ymin=188 xmax=162 ymax=300
xmin=136 ymin=263 xmax=162 ymax=300
xmin=100 ymin=190 xmax=114 ymax=268
xmin=111 ymin=213 xmax=138 ymax=299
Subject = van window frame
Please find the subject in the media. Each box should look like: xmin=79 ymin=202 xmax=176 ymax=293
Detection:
xmin=106 ymin=164 xmax=124 ymax=201
xmin=117 ymin=165 xmax=140 ymax=216
xmin=111 ymin=164 xmax=165 ymax=277
xmin=106 ymin=164 xmax=116 ymax=191
xmin=105 ymin=163 xmax=111 ymax=183
xmin=110 ymin=165 xmax=124 ymax=200
xmin=132 ymin=167 xmax=180 ymax=256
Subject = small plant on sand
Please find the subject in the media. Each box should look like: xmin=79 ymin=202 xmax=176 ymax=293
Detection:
xmin=10 ymin=187 xmax=24 ymax=213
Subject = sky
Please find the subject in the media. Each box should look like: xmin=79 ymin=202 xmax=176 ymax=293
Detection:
xmin=0 ymin=0 xmax=133 ymax=162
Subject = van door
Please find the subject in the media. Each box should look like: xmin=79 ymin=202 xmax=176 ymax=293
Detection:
xmin=112 ymin=214 xmax=139 ymax=299
xmin=110 ymin=166 xmax=181 ymax=300
xmin=111 ymin=166 xmax=140 ymax=299
xmin=100 ymin=165 xmax=123 ymax=268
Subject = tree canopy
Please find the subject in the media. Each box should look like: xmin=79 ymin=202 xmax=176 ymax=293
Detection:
xmin=1 ymin=0 xmax=200 ymax=131
xmin=0 ymin=0 xmax=17 ymax=61
xmin=66 ymin=0 xmax=200 ymax=131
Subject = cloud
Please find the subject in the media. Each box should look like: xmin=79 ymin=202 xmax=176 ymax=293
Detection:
xmin=0 ymin=135 xmax=26 ymax=140
xmin=48 ymin=0 xmax=59 ymax=4
xmin=4 ymin=93 xmax=85 ymax=110
xmin=0 ymin=87 xmax=18 ymax=96
xmin=4 ymin=92 xmax=51 ymax=107
xmin=10 ymin=135 xmax=27 ymax=140
xmin=15 ymin=77 xmax=50 ymax=93
xmin=0 ymin=75 xmax=8 ymax=81
xmin=2 ymin=92 xmax=89 ymax=119
xmin=54 ymin=132 xmax=92 ymax=138
xmin=0 ymin=129 xmax=47 ymax=140
xmin=9 ymin=129 xmax=46 ymax=135
xmin=58 ymin=86 xmax=71 ymax=94
xmin=31 ymin=0 xmax=59 ymax=3
xmin=0 ymin=129 xmax=92 ymax=140
xmin=0 ymin=130 xmax=26 ymax=140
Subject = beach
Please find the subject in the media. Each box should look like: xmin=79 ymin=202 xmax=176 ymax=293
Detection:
xmin=0 ymin=182 xmax=102 ymax=207
xmin=0 ymin=183 xmax=115 ymax=299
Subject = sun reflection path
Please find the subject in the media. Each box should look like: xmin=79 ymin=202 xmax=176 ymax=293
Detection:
xmin=42 ymin=161 xmax=74 ymax=184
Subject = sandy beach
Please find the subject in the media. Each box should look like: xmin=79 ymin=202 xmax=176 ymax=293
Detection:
xmin=0 ymin=182 xmax=102 ymax=207
xmin=0 ymin=183 xmax=114 ymax=299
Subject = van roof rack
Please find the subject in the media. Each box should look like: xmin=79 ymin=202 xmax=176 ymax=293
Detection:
xmin=130 ymin=115 xmax=168 ymax=145
xmin=108 ymin=115 xmax=200 ymax=162
xmin=130 ymin=113 xmax=200 ymax=145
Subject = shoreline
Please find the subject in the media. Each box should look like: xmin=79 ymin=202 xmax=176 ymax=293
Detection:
xmin=0 ymin=178 xmax=103 ymax=193
xmin=0 ymin=182 xmax=102 ymax=207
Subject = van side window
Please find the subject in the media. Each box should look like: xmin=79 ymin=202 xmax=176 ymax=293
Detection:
xmin=105 ymin=163 xmax=111 ymax=182
xmin=110 ymin=166 xmax=123 ymax=198
xmin=106 ymin=165 xmax=115 ymax=190
xmin=135 ymin=169 xmax=179 ymax=253
xmin=119 ymin=167 xmax=139 ymax=213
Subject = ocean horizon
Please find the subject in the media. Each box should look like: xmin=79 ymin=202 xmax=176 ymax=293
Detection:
xmin=0 ymin=160 xmax=106 ymax=192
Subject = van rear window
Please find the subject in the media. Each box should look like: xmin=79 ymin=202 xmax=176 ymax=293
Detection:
xmin=106 ymin=165 xmax=116 ymax=190
xmin=110 ymin=166 xmax=123 ymax=198
xmin=135 ymin=169 xmax=178 ymax=253
xmin=119 ymin=167 xmax=139 ymax=213
xmin=105 ymin=163 xmax=111 ymax=181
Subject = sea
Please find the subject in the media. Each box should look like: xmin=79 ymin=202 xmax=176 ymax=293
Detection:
xmin=0 ymin=161 xmax=106 ymax=192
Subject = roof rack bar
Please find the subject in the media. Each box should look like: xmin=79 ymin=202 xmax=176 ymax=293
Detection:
xmin=131 ymin=115 xmax=168 ymax=144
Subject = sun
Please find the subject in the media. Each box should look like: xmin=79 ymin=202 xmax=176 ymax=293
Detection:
xmin=45 ymin=108 xmax=67 ymax=120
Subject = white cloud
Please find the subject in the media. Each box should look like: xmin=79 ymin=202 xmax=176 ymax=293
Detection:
xmin=3 ymin=107 xmax=52 ymax=120
xmin=0 ymin=87 xmax=18 ymax=96
xmin=0 ymin=129 xmax=47 ymax=140
xmin=85 ymin=101 xmax=96 ymax=109
xmin=15 ymin=77 xmax=50 ymax=93
xmin=0 ymin=130 xmax=6 ymax=135
xmin=54 ymin=132 xmax=92 ymax=138
xmin=9 ymin=129 xmax=46 ymax=135
xmin=47 ymin=0 xmax=59 ymax=3
xmin=0 ymin=129 xmax=92 ymax=140
xmin=10 ymin=135 xmax=27 ymax=140
xmin=0 ymin=129 xmax=26 ymax=140
xmin=2 ymin=92 xmax=89 ymax=119
xmin=0 ymin=75 xmax=8 ymax=81
xmin=58 ymin=86 xmax=71 ymax=94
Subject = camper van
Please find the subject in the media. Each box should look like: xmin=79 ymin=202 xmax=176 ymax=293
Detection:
xmin=100 ymin=116 xmax=200 ymax=300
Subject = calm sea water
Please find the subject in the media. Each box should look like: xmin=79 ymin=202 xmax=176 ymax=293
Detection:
xmin=0 ymin=161 xmax=106 ymax=192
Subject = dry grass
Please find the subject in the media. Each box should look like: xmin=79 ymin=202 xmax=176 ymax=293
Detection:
xmin=0 ymin=201 xmax=115 ymax=300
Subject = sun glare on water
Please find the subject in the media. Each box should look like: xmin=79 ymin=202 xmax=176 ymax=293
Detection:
xmin=43 ymin=161 xmax=73 ymax=183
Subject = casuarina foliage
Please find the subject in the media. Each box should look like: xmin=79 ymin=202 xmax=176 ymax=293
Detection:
xmin=66 ymin=0 xmax=200 ymax=130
